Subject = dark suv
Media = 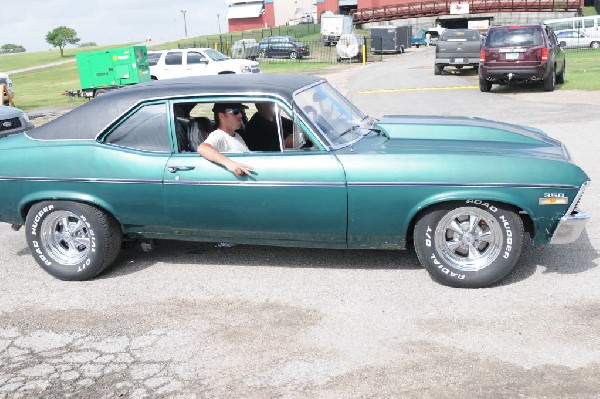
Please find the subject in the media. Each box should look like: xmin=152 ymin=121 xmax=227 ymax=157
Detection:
xmin=479 ymin=25 xmax=565 ymax=92
xmin=258 ymin=36 xmax=310 ymax=59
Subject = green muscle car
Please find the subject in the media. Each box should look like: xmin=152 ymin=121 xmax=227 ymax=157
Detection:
xmin=0 ymin=74 xmax=590 ymax=288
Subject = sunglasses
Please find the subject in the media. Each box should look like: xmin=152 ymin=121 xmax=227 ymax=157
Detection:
xmin=225 ymin=108 xmax=243 ymax=115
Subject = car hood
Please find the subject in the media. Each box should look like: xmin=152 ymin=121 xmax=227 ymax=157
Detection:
xmin=375 ymin=115 xmax=570 ymax=161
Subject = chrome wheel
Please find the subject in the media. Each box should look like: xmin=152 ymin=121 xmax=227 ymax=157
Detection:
xmin=434 ymin=207 xmax=503 ymax=272
xmin=40 ymin=210 xmax=91 ymax=266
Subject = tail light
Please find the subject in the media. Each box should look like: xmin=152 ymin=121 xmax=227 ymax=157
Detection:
xmin=541 ymin=47 xmax=549 ymax=62
xmin=479 ymin=49 xmax=486 ymax=62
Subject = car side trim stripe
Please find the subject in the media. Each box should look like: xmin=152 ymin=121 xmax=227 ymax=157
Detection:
xmin=0 ymin=177 xmax=162 ymax=184
xmin=0 ymin=176 xmax=580 ymax=190
xmin=162 ymin=181 xmax=346 ymax=187
xmin=347 ymin=182 xmax=580 ymax=189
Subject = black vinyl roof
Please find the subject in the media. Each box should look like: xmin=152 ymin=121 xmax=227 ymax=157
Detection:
xmin=28 ymin=74 xmax=324 ymax=141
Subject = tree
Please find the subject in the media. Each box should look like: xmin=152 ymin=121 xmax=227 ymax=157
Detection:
xmin=1 ymin=44 xmax=26 ymax=53
xmin=45 ymin=26 xmax=80 ymax=57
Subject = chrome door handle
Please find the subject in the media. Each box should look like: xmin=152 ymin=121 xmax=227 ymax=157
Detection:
xmin=167 ymin=165 xmax=195 ymax=173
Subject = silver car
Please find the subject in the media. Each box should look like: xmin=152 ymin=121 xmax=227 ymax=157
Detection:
xmin=556 ymin=29 xmax=600 ymax=49
xmin=0 ymin=105 xmax=34 ymax=138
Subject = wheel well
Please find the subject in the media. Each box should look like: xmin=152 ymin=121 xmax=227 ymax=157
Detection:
xmin=406 ymin=200 xmax=534 ymax=245
xmin=21 ymin=200 xmax=123 ymax=233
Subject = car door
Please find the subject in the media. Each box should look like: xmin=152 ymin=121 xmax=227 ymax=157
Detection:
xmin=162 ymin=101 xmax=348 ymax=247
xmin=161 ymin=51 xmax=185 ymax=79
xmin=547 ymin=28 xmax=565 ymax=73
xmin=163 ymin=152 xmax=347 ymax=247
xmin=270 ymin=38 xmax=285 ymax=57
xmin=185 ymin=51 xmax=211 ymax=75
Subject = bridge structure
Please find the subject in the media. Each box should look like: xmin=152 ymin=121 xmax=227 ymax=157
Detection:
xmin=352 ymin=0 xmax=583 ymax=23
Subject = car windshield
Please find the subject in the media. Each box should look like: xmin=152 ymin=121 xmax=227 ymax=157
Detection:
xmin=204 ymin=49 xmax=230 ymax=61
xmin=294 ymin=82 xmax=376 ymax=148
xmin=441 ymin=30 xmax=480 ymax=41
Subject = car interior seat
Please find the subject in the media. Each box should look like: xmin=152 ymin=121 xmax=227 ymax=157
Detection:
xmin=174 ymin=118 xmax=190 ymax=152
xmin=187 ymin=117 xmax=215 ymax=152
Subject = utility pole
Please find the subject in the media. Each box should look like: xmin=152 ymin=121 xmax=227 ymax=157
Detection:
xmin=180 ymin=10 xmax=188 ymax=38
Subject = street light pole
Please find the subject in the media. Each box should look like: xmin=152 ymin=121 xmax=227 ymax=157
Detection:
xmin=180 ymin=10 xmax=188 ymax=38
xmin=217 ymin=13 xmax=222 ymax=34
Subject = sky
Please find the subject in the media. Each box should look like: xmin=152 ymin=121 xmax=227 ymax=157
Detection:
xmin=1 ymin=0 xmax=230 ymax=53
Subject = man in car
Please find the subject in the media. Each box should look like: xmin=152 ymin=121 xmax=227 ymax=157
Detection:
xmin=242 ymin=102 xmax=293 ymax=151
xmin=197 ymin=103 xmax=253 ymax=176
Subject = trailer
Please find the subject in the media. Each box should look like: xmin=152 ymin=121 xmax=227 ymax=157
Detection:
xmin=370 ymin=26 xmax=412 ymax=54
xmin=75 ymin=46 xmax=151 ymax=98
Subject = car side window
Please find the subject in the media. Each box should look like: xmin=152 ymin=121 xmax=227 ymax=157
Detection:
xmin=148 ymin=52 xmax=161 ymax=66
xmin=547 ymin=29 xmax=558 ymax=46
xmin=187 ymin=52 xmax=207 ymax=64
xmin=165 ymin=52 xmax=183 ymax=65
xmin=105 ymin=103 xmax=171 ymax=152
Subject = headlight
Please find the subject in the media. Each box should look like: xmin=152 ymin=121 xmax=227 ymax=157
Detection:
xmin=240 ymin=65 xmax=252 ymax=73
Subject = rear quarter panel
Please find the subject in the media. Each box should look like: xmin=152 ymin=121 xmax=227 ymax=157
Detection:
xmin=0 ymin=136 xmax=168 ymax=228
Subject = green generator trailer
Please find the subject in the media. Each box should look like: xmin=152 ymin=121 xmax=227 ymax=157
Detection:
xmin=75 ymin=46 xmax=151 ymax=98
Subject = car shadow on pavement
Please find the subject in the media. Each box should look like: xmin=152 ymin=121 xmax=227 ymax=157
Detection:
xmin=440 ymin=67 xmax=478 ymax=76
xmin=485 ymin=81 xmax=560 ymax=94
xmin=494 ymin=230 xmax=598 ymax=287
xmin=102 ymin=241 xmax=424 ymax=279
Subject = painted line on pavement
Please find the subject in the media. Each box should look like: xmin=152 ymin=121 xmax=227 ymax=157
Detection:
xmin=357 ymin=85 xmax=478 ymax=94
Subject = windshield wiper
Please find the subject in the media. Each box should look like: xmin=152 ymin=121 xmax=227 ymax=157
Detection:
xmin=338 ymin=125 xmax=361 ymax=139
xmin=339 ymin=120 xmax=381 ymax=139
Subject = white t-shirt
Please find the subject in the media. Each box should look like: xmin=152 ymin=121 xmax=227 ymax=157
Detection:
xmin=203 ymin=129 xmax=249 ymax=153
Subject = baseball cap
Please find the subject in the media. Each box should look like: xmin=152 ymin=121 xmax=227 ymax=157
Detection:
xmin=212 ymin=103 xmax=249 ymax=112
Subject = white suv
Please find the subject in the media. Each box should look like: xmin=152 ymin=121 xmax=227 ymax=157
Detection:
xmin=148 ymin=48 xmax=260 ymax=80
xmin=0 ymin=72 xmax=15 ymax=105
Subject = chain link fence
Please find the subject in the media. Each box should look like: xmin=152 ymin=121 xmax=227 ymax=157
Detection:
xmin=177 ymin=33 xmax=401 ymax=65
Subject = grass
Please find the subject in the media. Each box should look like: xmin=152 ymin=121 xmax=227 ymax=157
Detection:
xmin=0 ymin=44 xmax=134 ymax=72
xmin=10 ymin=62 xmax=88 ymax=110
xmin=582 ymin=6 xmax=598 ymax=16
xmin=562 ymin=50 xmax=600 ymax=90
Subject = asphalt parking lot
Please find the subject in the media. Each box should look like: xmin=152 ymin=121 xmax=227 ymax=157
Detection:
xmin=1 ymin=47 xmax=599 ymax=398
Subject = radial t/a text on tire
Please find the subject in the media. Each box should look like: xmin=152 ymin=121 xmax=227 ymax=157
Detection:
xmin=414 ymin=201 xmax=524 ymax=288
xmin=25 ymin=201 xmax=122 ymax=281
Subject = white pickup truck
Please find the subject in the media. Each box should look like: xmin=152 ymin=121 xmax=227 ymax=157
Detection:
xmin=148 ymin=48 xmax=260 ymax=80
